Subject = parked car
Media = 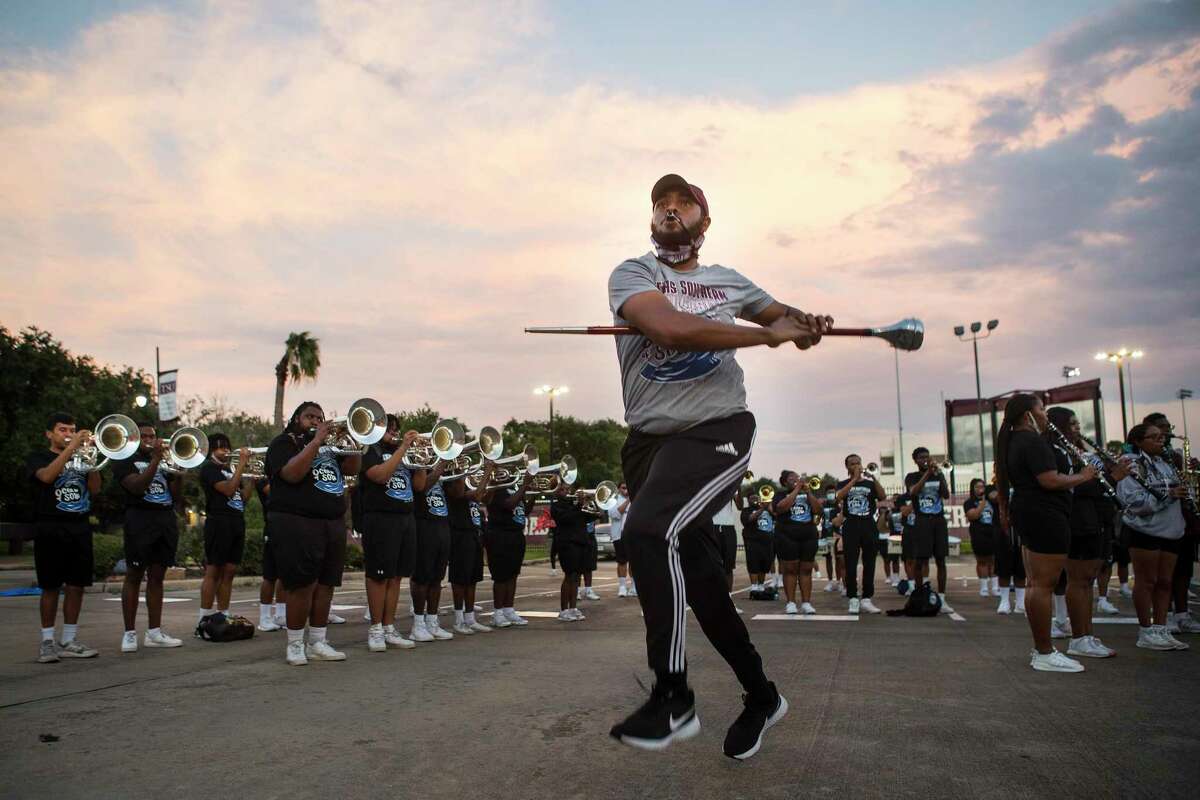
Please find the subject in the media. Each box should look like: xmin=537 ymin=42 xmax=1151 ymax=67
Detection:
xmin=593 ymin=522 xmax=615 ymax=560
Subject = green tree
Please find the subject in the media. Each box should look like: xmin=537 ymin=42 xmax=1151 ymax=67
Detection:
xmin=499 ymin=415 xmax=626 ymax=487
xmin=273 ymin=332 xmax=321 ymax=428
xmin=0 ymin=326 xmax=156 ymax=524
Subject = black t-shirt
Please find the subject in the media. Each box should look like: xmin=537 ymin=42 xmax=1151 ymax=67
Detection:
xmin=254 ymin=477 xmax=270 ymax=512
xmin=414 ymin=480 xmax=450 ymax=523
xmin=264 ymin=432 xmax=348 ymax=520
xmin=25 ymin=450 xmax=92 ymax=521
xmin=772 ymin=491 xmax=814 ymax=529
xmin=904 ymin=470 xmax=947 ymax=516
xmin=963 ymin=496 xmax=996 ymax=535
xmin=1006 ymin=430 xmax=1072 ymax=517
xmin=358 ymin=444 xmax=415 ymax=514
xmin=487 ymin=489 xmax=530 ymax=532
xmin=741 ymin=506 xmax=774 ymax=535
xmin=200 ymin=459 xmax=245 ymax=516
xmin=446 ymin=485 xmax=477 ymax=530
xmin=836 ymin=478 xmax=879 ymax=519
xmin=551 ymin=498 xmax=590 ymax=545
xmin=111 ymin=451 xmax=175 ymax=512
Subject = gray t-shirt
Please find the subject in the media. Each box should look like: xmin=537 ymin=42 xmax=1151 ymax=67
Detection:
xmin=608 ymin=252 xmax=774 ymax=434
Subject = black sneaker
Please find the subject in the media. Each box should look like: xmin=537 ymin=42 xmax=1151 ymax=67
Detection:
xmin=723 ymin=682 xmax=788 ymax=760
xmin=610 ymin=684 xmax=700 ymax=751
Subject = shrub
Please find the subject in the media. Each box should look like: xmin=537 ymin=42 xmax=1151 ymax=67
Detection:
xmin=238 ymin=528 xmax=264 ymax=576
xmin=177 ymin=524 xmax=204 ymax=568
xmin=93 ymin=533 xmax=123 ymax=580
xmin=344 ymin=541 xmax=364 ymax=570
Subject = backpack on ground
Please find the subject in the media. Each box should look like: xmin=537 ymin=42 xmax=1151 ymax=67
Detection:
xmin=195 ymin=612 xmax=256 ymax=642
xmin=886 ymin=582 xmax=942 ymax=617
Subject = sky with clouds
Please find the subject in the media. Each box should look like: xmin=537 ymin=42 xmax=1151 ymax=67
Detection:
xmin=2 ymin=0 xmax=1198 ymax=483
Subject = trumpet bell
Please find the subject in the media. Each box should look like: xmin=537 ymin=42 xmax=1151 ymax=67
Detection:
xmin=807 ymin=476 xmax=822 ymax=491
xmin=346 ymin=397 xmax=387 ymax=446
xmin=168 ymin=427 xmax=209 ymax=470
xmin=593 ymin=480 xmax=619 ymax=511
xmin=476 ymin=426 xmax=504 ymax=461
xmin=758 ymin=485 xmax=775 ymax=503
xmin=95 ymin=414 xmax=141 ymax=461
xmin=431 ymin=419 xmax=467 ymax=460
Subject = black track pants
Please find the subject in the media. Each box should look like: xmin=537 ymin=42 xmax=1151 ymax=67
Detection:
xmin=841 ymin=517 xmax=878 ymax=599
xmin=622 ymin=411 xmax=768 ymax=694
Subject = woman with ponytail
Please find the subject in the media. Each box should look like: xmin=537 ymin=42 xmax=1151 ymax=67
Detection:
xmin=994 ymin=393 xmax=1097 ymax=673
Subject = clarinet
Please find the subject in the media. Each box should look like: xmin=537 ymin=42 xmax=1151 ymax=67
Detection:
xmin=1077 ymin=433 xmax=1167 ymax=502
xmin=1045 ymin=422 xmax=1124 ymax=509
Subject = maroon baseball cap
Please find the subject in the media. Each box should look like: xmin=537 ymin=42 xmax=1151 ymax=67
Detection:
xmin=651 ymin=174 xmax=709 ymax=218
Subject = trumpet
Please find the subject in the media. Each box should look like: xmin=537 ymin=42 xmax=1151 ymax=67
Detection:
xmin=528 ymin=456 xmax=578 ymax=495
xmin=865 ymin=462 xmax=879 ymax=477
xmin=65 ymin=413 xmax=141 ymax=472
xmin=468 ymin=444 xmax=539 ymax=490
xmin=578 ymin=480 xmax=620 ymax=513
xmin=441 ymin=424 xmax=504 ymax=481
xmin=758 ymin=484 xmax=776 ymax=503
xmin=316 ymin=398 xmax=386 ymax=456
xmin=805 ymin=475 xmax=822 ymax=491
xmin=742 ymin=469 xmax=754 ymax=485
xmin=227 ymin=446 xmax=269 ymax=480
xmin=931 ymin=459 xmax=953 ymax=475
xmin=162 ymin=427 xmax=209 ymax=474
xmin=402 ymin=418 xmax=465 ymax=468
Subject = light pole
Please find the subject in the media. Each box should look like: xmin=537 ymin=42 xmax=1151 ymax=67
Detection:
xmin=533 ymin=385 xmax=568 ymax=460
xmin=1062 ymin=366 xmax=1080 ymax=380
xmin=1180 ymin=388 xmax=1193 ymax=439
xmin=1095 ymin=349 xmax=1139 ymax=438
xmin=1125 ymin=349 xmax=1144 ymax=420
xmin=955 ymin=319 xmax=999 ymax=486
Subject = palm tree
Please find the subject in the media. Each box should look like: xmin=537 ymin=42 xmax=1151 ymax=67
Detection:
xmin=273 ymin=332 xmax=321 ymax=428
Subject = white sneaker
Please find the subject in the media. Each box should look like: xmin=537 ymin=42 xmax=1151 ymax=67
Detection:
xmin=979 ymin=584 xmax=990 ymax=597
xmin=505 ymin=609 xmax=529 ymax=626
xmin=549 ymin=567 xmax=559 ymax=576
xmin=618 ymin=585 xmax=628 ymax=598
xmin=384 ymin=629 xmax=416 ymax=649
xmin=1015 ymin=600 xmax=1026 ymax=614
xmin=823 ymin=581 xmax=837 ymax=593
xmin=306 ymin=640 xmax=347 ymax=661
xmin=363 ymin=610 xmax=373 ymax=623
xmin=1029 ymin=649 xmax=1084 ymax=673
xmin=557 ymin=609 xmax=576 ymax=622
xmin=1096 ymin=597 xmax=1120 ymax=615
xmin=1137 ymin=627 xmax=1175 ymax=651
xmin=257 ymin=619 xmax=282 ymax=632
xmin=576 ymin=588 xmax=584 ymax=601
xmin=939 ymin=595 xmax=954 ymax=614
xmin=848 ymin=598 xmax=860 ymax=614
xmin=1173 ymin=613 xmax=1200 ymax=634
xmin=327 ymin=613 xmax=346 ymax=625
xmin=801 ymin=602 xmax=816 ymax=615
xmin=1159 ymin=626 xmax=1189 ymax=650
xmin=427 ymin=622 xmax=454 ymax=640
xmin=585 ymin=588 xmax=600 ymax=601
xmin=839 ymin=584 xmax=847 ymax=597
xmin=452 ymin=621 xmax=475 ymax=635
xmin=1119 ymin=585 xmax=1133 ymax=599
xmin=121 ymin=631 xmax=138 ymax=653
xmin=569 ymin=607 xmax=586 ymax=620
xmin=410 ymin=622 xmax=435 ymax=642
xmin=367 ymin=630 xmax=386 ymax=652
xmin=1068 ymin=635 xmax=1115 ymax=658
xmin=274 ymin=615 xmax=287 ymax=627
xmin=997 ymin=598 xmax=1012 ymax=615
xmin=468 ymin=620 xmax=493 ymax=633
xmin=1165 ymin=616 xmax=1182 ymax=634
xmin=492 ymin=612 xmax=512 ymax=629
xmin=286 ymin=640 xmax=308 ymax=665
xmin=144 ymin=630 xmax=182 ymax=648
xmin=785 ymin=602 xmax=798 ymax=615
xmin=860 ymin=598 xmax=881 ymax=615
xmin=1051 ymin=619 xmax=1072 ymax=639
xmin=627 ymin=586 xmax=638 ymax=597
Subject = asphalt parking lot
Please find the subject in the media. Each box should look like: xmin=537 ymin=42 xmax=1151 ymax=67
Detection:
xmin=1 ymin=556 xmax=1197 ymax=800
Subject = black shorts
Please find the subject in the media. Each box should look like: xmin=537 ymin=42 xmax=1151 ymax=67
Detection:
xmin=449 ymin=525 xmax=480 ymax=585
xmin=484 ymin=526 xmax=526 ymax=582
xmin=204 ymin=514 xmax=246 ymax=566
xmin=34 ymin=520 xmax=94 ymax=590
xmin=472 ymin=531 xmax=485 ymax=584
xmin=584 ymin=535 xmax=599 ymax=572
xmin=969 ymin=525 xmax=996 ymax=558
xmin=268 ymin=511 xmax=346 ymax=591
xmin=901 ymin=526 xmax=915 ymax=560
xmin=743 ymin=530 xmax=774 ymax=573
xmin=262 ymin=516 xmax=278 ymax=583
xmin=559 ymin=540 xmax=591 ymax=575
xmin=414 ymin=517 xmax=451 ymax=585
xmin=361 ymin=511 xmax=416 ymax=580
xmin=1012 ymin=507 xmax=1070 ymax=555
xmin=714 ymin=525 xmax=738 ymax=573
xmin=912 ymin=513 xmax=949 ymax=560
xmin=613 ymin=536 xmax=630 ymax=565
xmin=776 ymin=523 xmax=818 ymax=562
xmin=1127 ymin=530 xmax=1184 ymax=554
xmin=123 ymin=507 xmax=179 ymax=569
xmin=1068 ymin=533 xmax=1103 ymax=561
xmin=994 ymin=529 xmax=1027 ymax=582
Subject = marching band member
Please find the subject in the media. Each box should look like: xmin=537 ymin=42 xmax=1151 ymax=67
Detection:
xmin=484 ymin=472 xmax=535 ymax=627
xmin=553 ymin=483 xmax=595 ymax=621
xmin=1143 ymin=412 xmax=1200 ymax=635
xmin=712 ymin=495 xmax=739 ymax=602
xmin=876 ymin=503 xmax=899 ymax=588
xmin=580 ymin=514 xmax=602 ymax=601
xmin=254 ymin=477 xmax=287 ymax=631
xmin=772 ymin=471 xmax=822 ymax=615
xmin=411 ymin=459 xmax=453 ymax=641
xmin=197 ymin=434 xmax=252 ymax=629
xmin=1118 ymin=423 xmax=1189 ymax=651
xmin=994 ymin=393 xmax=1095 ymax=672
xmin=610 ymin=483 xmax=636 ymax=597
xmin=821 ymin=504 xmax=846 ymax=595
xmin=265 ymin=401 xmax=360 ymax=665
xmin=113 ymin=423 xmax=185 ymax=653
xmin=834 ymin=456 xmax=885 ymax=614
xmin=963 ymin=479 xmax=998 ymax=597
xmin=739 ymin=491 xmax=774 ymax=593
xmin=446 ymin=461 xmax=494 ymax=634
xmin=27 ymin=413 xmax=101 ymax=662
xmin=358 ymin=416 xmax=418 ymax=651
xmin=887 ymin=496 xmax=908 ymax=588
xmin=895 ymin=493 xmax=916 ymax=594
xmin=904 ymin=447 xmax=952 ymax=612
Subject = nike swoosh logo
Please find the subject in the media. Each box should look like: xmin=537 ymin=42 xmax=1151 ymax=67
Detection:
xmin=669 ymin=712 xmax=691 ymax=731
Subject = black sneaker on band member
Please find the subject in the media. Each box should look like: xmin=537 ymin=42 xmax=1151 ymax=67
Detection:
xmin=609 ymin=684 xmax=700 ymax=751
xmin=723 ymin=682 xmax=788 ymax=760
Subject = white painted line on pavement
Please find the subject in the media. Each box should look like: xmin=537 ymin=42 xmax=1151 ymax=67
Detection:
xmin=105 ymin=596 xmax=190 ymax=603
xmin=330 ymin=604 xmax=364 ymax=611
xmin=949 ymin=612 xmax=966 ymax=622
xmin=752 ymin=614 xmax=859 ymax=621
xmin=485 ymin=610 xmax=562 ymax=619
xmin=1092 ymin=617 xmax=1141 ymax=624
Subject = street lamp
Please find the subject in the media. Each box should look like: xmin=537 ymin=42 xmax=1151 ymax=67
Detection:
xmin=955 ymin=319 xmax=999 ymax=488
xmin=134 ymin=394 xmax=149 ymax=408
xmin=1180 ymin=388 xmax=1193 ymax=439
xmin=1095 ymin=348 xmax=1141 ymax=438
xmin=1126 ymin=349 xmax=1144 ymax=420
xmin=533 ymin=385 xmax=569 ymax=460
xmin=1062 ymin=366 xmax=1080 ymax=379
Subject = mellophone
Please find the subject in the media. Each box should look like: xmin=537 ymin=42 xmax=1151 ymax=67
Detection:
xmin=64 ymin=400 xmax=620 ymax=509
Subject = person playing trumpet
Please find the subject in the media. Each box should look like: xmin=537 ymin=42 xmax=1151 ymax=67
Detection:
xmin=446 ymin=460 xmax=495 ymax=634
xmin=904 ymin=447 xmax=952 ymax=612
xmin=772 ymin=471 xmax=823 ymax=615
xmin=738 ymin=487 xmax=775 ymax=593
xmin=196 ymin=434 xmax=253 ymax=630
xmin=411 ymin=458 xmax=453 ymax=641
xmin=553 ymin=483 xmax=602 ymax=621
xmin=484 ymin=471 xmax=535 ymax=627
xmin=27 ymin=412 xmax=102 ymax=663
xmin=113 ymin=422 xmax=185 ymax=653
xmin=835 ymin=455 xmax=887 ymax=614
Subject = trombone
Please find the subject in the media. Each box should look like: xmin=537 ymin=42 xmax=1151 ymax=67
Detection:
xmin=318 ymin=397 xmax=386 ymax=455
xmin=162 ymin=427 xmax=209 ymax=474
xmin=65 ymin=413 xmax=141 ymax=472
